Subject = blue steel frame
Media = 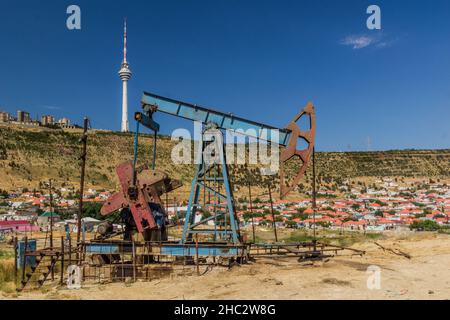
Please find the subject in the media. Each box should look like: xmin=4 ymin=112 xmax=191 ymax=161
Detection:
xmin=84 ymin=241 xmax=245 ymax=258
xmin=181 ymin=128 xmax=240 ymax=244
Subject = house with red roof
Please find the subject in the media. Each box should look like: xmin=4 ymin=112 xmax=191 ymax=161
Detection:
xmin=342 ymin=220 xmax=368 ymax=231
xmin=0 ymin=220 xmax=40 ymax=232
xmin=436 ymin=218 xmax=449 ymax=225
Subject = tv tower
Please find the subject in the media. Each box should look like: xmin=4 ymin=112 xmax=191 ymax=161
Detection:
xmin=119 ymin=19 xmax=132 ymax=132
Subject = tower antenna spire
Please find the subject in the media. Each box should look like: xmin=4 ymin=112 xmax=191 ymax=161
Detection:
xmin=119 ymin=17 xmax=132 ymax=132
xmin=123 ymin=17 xmax=127 ymax=63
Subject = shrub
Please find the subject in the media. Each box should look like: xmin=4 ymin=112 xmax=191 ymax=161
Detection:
xmin=410 ymin=220 xmax=440 ymax=231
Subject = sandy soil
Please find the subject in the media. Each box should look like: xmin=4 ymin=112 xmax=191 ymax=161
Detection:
xmin=4 ymin=232 xmax=450 ymax=300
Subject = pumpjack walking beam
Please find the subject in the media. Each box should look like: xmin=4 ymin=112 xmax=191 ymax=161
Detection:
xmin=141 ymin=92 xmax=316 ymax=199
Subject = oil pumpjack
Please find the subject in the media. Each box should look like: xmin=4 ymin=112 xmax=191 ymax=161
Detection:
xmin=98 ymin=91 xmax=315 ymax=246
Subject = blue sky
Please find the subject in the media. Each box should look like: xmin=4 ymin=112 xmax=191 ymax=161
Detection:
xmin=0 ymin=0 xmax=449 ymax=151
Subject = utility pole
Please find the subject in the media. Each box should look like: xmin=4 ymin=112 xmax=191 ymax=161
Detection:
xmin=77 ymin=117 xmax=89 ymax=245
xmin=49 ymin=179 xmax=53 ymax=248
xmin=248 ymin=182 xmax=256 ymax=243
xmin=174 ymin=197 xmax=177 ymax=220
xmin=48 ymin=179 xmax=55 ymax=281
xmin=267 ymin=183 xmax=278 ymax=243
xmin=444 ymin=205 xmax=448 ymax=224
xmin=152 ymin=131 xmax=157 ymax=170
xmin=312 ymin=147 xmax=317 ymax=251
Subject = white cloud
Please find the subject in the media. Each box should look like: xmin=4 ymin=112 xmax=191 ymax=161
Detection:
xmin=341 ymin=35 xmax=375 ymax=49
xmin=340 ymin=33 xmax=396 ymax=50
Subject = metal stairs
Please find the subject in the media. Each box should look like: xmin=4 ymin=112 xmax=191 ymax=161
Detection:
xmin=18 ymin=249 xmax=62 ymax=292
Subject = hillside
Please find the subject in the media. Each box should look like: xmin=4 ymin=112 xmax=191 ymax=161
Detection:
xmin=0 ymin=126 xmax=193 ymax=193
xmin=0 ymin=126 xmax=449 ymax=197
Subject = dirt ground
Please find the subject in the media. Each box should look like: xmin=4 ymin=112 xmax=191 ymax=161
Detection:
xmin=3 ymin=232 xmax=450 ymax=300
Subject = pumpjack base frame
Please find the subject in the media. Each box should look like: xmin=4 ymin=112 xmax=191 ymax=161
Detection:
xmin=18 ymin=239 xmax=365 ymax=289
xmin=84 ymin=240 xmax=247 ymax=259
xmin=81 ymin=239 xmax=364 ymax=264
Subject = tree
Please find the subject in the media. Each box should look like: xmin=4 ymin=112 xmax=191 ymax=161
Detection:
xmin=316 ymin=221 xmax=332 ymax=228
xmin=82 ymin=202 xmax=103 ymax=220
xmin=242 ymin=212 xmax=256 ymax=222
xmin=0 ymin=189 xmax=9 ymax=199
xmin=374 ymin=210 xmax=384 ymax=217
xmin=293 ymin=212 xmax=309 ymax=221
xmin=285 ymin=220 xmax=298 ymax=228
xmin=237 ymin=197 xmax=245 ymax=203
xmin=410 ymin=220 xmax=440 ymax=231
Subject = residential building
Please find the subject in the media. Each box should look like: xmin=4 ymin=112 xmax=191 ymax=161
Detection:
xmin=41 ymin=115 xmax=55 ymax=126
xmin=0 ymin=111 xmax=10 ymax=122
xmin=17 ymin=110 xmax=31 ymax=123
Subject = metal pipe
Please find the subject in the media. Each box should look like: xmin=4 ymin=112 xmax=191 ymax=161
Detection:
xmin=13 ymin=237 xmax=17 ymax=284
xmin=49 ymin=179 xmax=53 ymax=249
xmin=132 ymin=240 xmax=136 ymax=282
xmin=165 ymin=193 xmax=168 ymax=215
xmin=312 ymin=147 xmax=317 ymax=251
xmin=195 ymin=234 xmax=200 ymax=276
xmin=152 ymin=130 xmax=157 ymax=170
xmin=21 ymin=236 xmax=28 ymax=288
xmin=68 ymin=236 xmax=72 ymax=265
xmin=60 ymin=236 xmax=65 ymax=286
xmin=133 ymin=121 xmax=140 ymax=186
xmin=77 ymin=117 xmax=89 ymax=245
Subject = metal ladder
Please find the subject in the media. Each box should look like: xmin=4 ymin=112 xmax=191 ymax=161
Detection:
xmin=19 ymin=249 xmax=62 ymax=291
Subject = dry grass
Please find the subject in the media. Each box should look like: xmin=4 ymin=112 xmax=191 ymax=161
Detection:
xmin=247 ymin=227 xmax=385 ymax=247
xmin=322 ymin=278 xmax=352 ymax=286
xmin=0 ymin=246 xmax=16 ymax=294
xmin=0 ymin=259 xmax=16 ymax=294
